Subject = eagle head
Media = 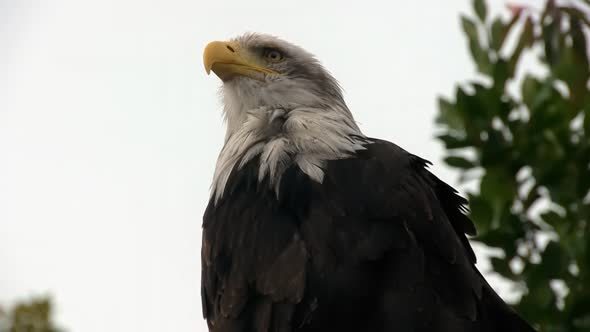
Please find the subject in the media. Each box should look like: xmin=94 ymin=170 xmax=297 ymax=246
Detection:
xmin=203 ymin=33 xmax=346 ymax=114
xmin=203 ymin=33 xmax=366 ymax=202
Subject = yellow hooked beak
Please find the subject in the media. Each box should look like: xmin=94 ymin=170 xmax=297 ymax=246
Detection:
xmin=203 ymin=41 xmax=279 ymax=81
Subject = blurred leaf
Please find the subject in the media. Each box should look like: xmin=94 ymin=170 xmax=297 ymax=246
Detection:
xmin=521 ymin=75 xmax=542 ymax=110
xmin=567 ymin=14 xmax=590 ymax=108
xmin=462 ymin=16 xmax=479 ymax=42
xmin=521 ymin=279 xmax=554 ymax=310
xmin=476 ymin=229 xmax=517 ymax=257
xmin=491 ymin=256 xmax=514 ymax=277
xmin=474 ymin=0 xmax=487 ymax=22
xmin=462 ymin=16 xmax=492 ymax=75
xmin=490 ymin=13 xmax=520 ymax=51
xmin=508 ymin=16 xmax=534 ymax=76
xmin=468 ymin=194 xmax=494 ymax=232
xmin=490 ymin=18 xmax=504 ymax=51
xmin=436 ymin=133 xmax=471 ymax=150
xmin=2 ymin=297 xmax=61 ymax=332
xmin=492 ymin=56 xmax=510 ymax=90
xmin=480 ymin=168 xmax=515 ymax=206
xmin=444 ymin=156 xmax=477 ymax=169
xmin=437 ymin=97 xmax=465 ymax=131
xmin=521 ymin=75 xmax=562 ymax=120
xmin=543 ymin=9 xmax=562 ymax=66
xmin=541 ymin=210 xmax=566 ymax=233
xmin=541 ymin=241 xmax=568 ymax=277
xmin=570 ymin=14 xmax=588 ymax=66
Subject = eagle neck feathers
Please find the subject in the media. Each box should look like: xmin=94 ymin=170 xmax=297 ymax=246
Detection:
xmin=211 ymin=104 xmax=367 ymax=203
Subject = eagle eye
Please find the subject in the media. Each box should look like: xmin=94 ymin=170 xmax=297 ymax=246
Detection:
xmin=262 ymin=48 xmax=284 ymax=63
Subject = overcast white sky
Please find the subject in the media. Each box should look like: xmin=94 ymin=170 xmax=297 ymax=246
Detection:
xmin=0 ymin=0 xmax=534 ymax=331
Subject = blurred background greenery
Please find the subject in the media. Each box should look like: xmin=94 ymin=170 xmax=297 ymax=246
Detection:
xmin=2 ymin=0 xmax=588 ymax=331
xmin=0 ymin=298 xmax=60 ymax=332
xmin=437 ymin=0 xmax=590 ymax=330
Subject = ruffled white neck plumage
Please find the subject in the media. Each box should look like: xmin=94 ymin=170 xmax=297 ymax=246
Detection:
xmin=211 ymin=103 xmax=367 ymax=203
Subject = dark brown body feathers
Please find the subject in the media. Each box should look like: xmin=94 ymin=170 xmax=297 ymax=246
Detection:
xmin=202 ymin=139 xmax=535 ymax=332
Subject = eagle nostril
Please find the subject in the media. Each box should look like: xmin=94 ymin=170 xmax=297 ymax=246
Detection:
xmin=226 ymin=45 xmax=235 ymax=53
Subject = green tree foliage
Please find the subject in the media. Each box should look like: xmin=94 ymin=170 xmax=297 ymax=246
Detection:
xmin=0 ymin=297 xmax=61 ymax=332
xmin=437 ymin=0 xmax=590 ymax=329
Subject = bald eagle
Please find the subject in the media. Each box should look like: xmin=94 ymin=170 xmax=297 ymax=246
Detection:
xmin=201 ymin=33 xmax=535 ymax=332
